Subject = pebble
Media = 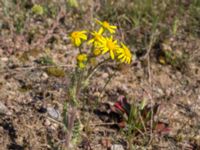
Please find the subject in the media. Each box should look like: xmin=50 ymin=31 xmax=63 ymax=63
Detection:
xmin=41 ymin=72 xmax=49 ymax=80
xmin=111 ymin=144 xmax=124 ymax=150
xmin=0 ymin=102 xmax=10 ymax=115
xmin=1 ymin=57 xmax=8 ymax=62
xmin=102 ymin=73 xmax=109 ymax=78
xmin=157 ymin=88 xmax=164 ymax=96
xmin=47 ymin=107 xmax=60 ymax=120
xmin=93 ymin=91 xmax=100 ymax=97
xmin=44 ymin=119 xmax=51 ymax=126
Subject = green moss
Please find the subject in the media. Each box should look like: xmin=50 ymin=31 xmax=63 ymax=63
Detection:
xmin=67 ymin=0 xmax=79 ymax=8
xmin=19 ymin=52 xmax=29 ymax=63
xmin=46 ymin=67 xmax=65 ymax=77
xmin=38 ymin=56 xmax=55 ymax=65
xmin=32 ymin=4 xmax=44 ymax=15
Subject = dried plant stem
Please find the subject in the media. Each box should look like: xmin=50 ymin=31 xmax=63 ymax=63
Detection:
xmin=0 ymin=64 xmax=74 ymax=74
xmin=143 ymin=31 xmax=159 ymax=145
xmin=138 ymin=112 xmax=147 ymax=133
xmin=76 ymin=69 xmax=84 ymax=100
xmin=65 ymin=106 xmax=77 ymax=149
xmin=98 ymin=69 xmax=117 ymax=101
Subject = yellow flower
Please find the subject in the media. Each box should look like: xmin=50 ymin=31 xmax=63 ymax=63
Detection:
xmin=93 ymin=48 xmax=101 ymax=56
xmin=99 ymin=36 xmax=120 ymax=60
xmin=76 ymin=54 xmax=88 ymax=69
xmin=78 ymin=62 xmax=86 ymax=69
xmin=76 ymin=53 xmax=88 ymax=62
xmin=88 ymin=28 xmax=104 ymax=45
xmin=96 ymin=20 xmax=117 ymax=34
xmin=117 ymin=43 xmax=132 ymax=64
xmin=70 ymin=31 xmax=87 ymax=47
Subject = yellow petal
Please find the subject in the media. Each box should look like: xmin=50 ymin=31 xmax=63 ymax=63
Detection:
xmin=98 ymin=28 xmax=104 ymax=34
xmin=88 ymin=39 xmax=94 ymax=44
xmin=75 ymin=38 xmax=81 ymax=46
xmin=121 ymin=57 xmax=126 ymax=62
xmin=80 ymin=34 xmax=87 ymax=40
xmin=102 ymin=48 xmax=108 ymax=54
xmin=80 ymin=30 xmax=87 ymax=34
xmin=111 ymin=25 xmax=117 ymax=29
xmin=118 ymin=54 xmax=124 ymax=59
xmin=116 ymin=48 xmax=123 ymax=53
xmin=127 ymin=58 xmax=131 ymax=64
xmin=108 ymin=28 xmax=115 ymax=34
xmin=96 ymin=19 xmax=103 ymax=25
xmin=110 ymin=50 xmax=115 ymax=60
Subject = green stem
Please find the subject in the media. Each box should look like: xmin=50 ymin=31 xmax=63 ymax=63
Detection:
xmin=75 ymin=68 xmax=84 ymax=101
xmin=85 ymin=58 xmax=110 ymax=81
xmin=69 ymin=68 xmax=79 ymax=106
xmin=99 ymin=70 xmax=116 ymax=98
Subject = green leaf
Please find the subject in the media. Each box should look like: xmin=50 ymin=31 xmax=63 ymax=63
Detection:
xmin=67 ymin=0 xmax=78 ymax=8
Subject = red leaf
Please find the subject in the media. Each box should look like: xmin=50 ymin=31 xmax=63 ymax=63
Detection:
xmin=114 ymin=102 xmax=126 ymax=113
xmin=113 ymin=96 xmax=130 ymax=115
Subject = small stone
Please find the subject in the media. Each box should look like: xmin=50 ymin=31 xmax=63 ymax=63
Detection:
xmin=0 ymin=102 xmax=9 ymax=115
xmin=111 ymin=144 xmax=124 ymax=150
xmin=49 ymin=124 xmax=56 ymax=130
xmin=94 ymin=91 xmax=100 ymax=97
xmin=41 ymin=72 xmax=49 ymax=80
xmin=52 ymin=123 xmax=59 ymax=129
xmin=102 ymin=73 xmax=109 ymax=78
xmin=157 ymin=88 xmax=164 ymax=95
xmin=49 ymin=123 xmax=59 ymax=131
xmin=1 ymin=57 xmax=8 ymax=62
xmin=47 ymin=107 xmax=60 ymax=120
xmin=44 ymin=119 xmax=51 ymax=126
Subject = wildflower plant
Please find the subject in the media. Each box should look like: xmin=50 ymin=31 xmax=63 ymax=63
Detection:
xmin=65 ymin=20 xmax=133 ymax=148
xmin=68 ymin=19 xmax=133 ymax=104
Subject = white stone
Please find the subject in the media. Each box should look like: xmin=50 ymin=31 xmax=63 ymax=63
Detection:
xmin=111 ymin=144 xmax=124 ymax=150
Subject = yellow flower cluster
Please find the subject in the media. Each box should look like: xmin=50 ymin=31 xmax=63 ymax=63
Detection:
xmin=69 ymin=20 xmax=132 ymax=68
xmin=76 ymin=54 xmax=88 ymax=69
